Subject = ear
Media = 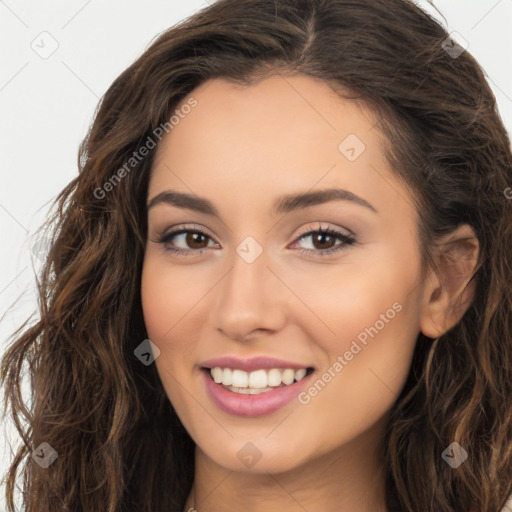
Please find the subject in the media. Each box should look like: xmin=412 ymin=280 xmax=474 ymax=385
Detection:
xmin=420 ymin=224 xmax=479 ymax=339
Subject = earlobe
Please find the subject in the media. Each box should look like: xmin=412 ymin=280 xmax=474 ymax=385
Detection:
xmin=419 ymin=225 xmax=479 ymax=339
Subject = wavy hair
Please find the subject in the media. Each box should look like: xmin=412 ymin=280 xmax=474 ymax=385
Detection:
xmin=2 ymin=0 xmax=512 ymax=510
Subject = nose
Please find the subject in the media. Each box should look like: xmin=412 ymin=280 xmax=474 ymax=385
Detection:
xmin=212 ymin=244 xmax=288 ymax=342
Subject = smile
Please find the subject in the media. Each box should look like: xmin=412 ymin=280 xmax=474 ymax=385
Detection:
xmin=201 ymin=360 xmax=315 ymax=416
xmin=208 ymin=367 xmax=312 ymax=394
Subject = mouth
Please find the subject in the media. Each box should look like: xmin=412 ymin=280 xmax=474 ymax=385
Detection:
xmin=200 ymin=362 xmax=316 ymax=417
xmin=201 ymin=366 xmax=315 ymax=395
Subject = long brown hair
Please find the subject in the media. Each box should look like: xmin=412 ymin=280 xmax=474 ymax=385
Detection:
xmin=2 ymin=0 xmax=512 ymax=510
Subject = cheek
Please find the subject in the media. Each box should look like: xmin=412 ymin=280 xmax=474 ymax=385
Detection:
xmin=141 ymin=256 xmax=206 ymax=345
xmin=291 ymin=292 xmax=419 ymax=454
xmin=289 ymin=244 xmax=420 ymax=352
xmin=141 ymin=259 xmax=197 ymax=412
xmin=140 ymin=258 xmax=198 ymax=395
xmin=140 ymin=255 xmax=221 ymax=405
xmin=292 ymin=242 xmax=422 ymax=400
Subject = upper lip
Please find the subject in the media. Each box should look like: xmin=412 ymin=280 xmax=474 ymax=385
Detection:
xmin=200 ymin=356 xmax=314 ymax=373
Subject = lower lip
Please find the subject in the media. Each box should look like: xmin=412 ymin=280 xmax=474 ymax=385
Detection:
xmin=202 ymin=369 xmax=313 ymax=417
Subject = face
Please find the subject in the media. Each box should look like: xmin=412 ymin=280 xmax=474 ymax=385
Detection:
xmin=141 ymin=73 xmax=426 ymax=474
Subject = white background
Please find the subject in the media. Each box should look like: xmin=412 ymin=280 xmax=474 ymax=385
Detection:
xmin=1 ymin=1 xmax=511 ymax=510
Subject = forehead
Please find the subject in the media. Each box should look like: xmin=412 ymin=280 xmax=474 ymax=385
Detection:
xmin=154 ymin=73 xmax=380 ymax=167
xmin=148 ymin=73 xmax=413 ymax=224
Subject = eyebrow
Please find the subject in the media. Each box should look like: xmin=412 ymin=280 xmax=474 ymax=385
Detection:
xmin=147 ymin=188 xmax=377 ymax=216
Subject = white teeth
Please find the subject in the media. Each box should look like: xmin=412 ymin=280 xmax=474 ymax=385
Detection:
xmin=248 ymin=369 xmax=267 ymax=389
xmin=211 ymin=367 xmax=223 ymax=384
xmin=209 ymin=366 xmax=310 ymax=389
xmin=231 ymin=369 xmax=249 ymax=388
xmin=267 ymin=368 xmax=282 ymax=387
xmin=222 ymin=368 xmax=233 ymax=386
xmin=294 ymin=368 xmax=307 ymax=381
xmin=229 ymin=385 xmax=274 ymax=395
xmin=282 ymin=369 xmax=295 ymax=385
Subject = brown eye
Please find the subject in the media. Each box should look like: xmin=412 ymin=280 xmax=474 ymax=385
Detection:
xmin=185 ymin=232 xmax=209 ymax=249
xmin=155 ymin=227 xmax=219 ymax=256
xmin=310 ymin=232 xmax=337 ymax=250
xmin=292 ymin=226 xmax=356 ymax=256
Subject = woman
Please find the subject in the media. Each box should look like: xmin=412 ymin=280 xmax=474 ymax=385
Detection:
xmin=2 ymin=0 xmax=512 ymax=510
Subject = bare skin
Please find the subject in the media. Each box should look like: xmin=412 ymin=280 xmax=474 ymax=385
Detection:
xmin=141 ymin=73 xmax=478 ymax=512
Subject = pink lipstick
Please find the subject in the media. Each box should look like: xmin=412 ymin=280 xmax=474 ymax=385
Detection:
xmin=200 ymin=356 xmax=315 ymax=417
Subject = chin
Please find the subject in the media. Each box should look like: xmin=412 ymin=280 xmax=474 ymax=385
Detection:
xmin=198 ymin=436 xmax=312 ymax=475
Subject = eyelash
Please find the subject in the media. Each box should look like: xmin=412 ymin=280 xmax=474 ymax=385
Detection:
xmin=154 ymin=224 xmax=356 ymax=257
